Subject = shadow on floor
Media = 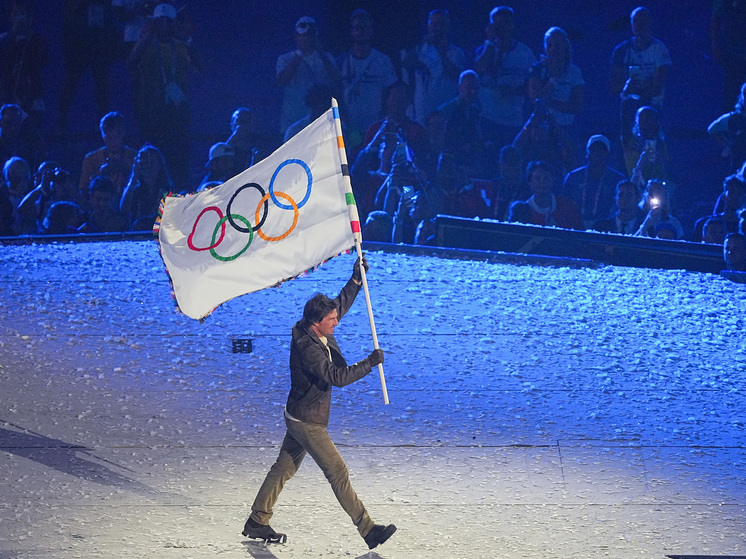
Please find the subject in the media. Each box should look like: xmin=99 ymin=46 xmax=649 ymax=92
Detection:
xmin=240 ymin=540 xmax=387 ymax=559
xmin=242 ymin=540 xmax=280 ymax=559
xmin=0 ymin=421 xmax=155 ymax=496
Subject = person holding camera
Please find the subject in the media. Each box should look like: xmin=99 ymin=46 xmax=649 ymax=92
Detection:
xmin=473 ymin=6 xmax=536 ymax=148
xmin=401 ymin=9 xmax=466 ymax=125
xmin=610 ymin=7 xmax=671 ymax=144
xmin=527 ymin=27 xmax=584 ymax=131
xmin=276 ymin=16 xmax=340 ymax=135
xmin=437 ymin=70 xmax=486 ymax=177
xmin=634 ymin=178 xmax=684 ymax=239
xmin=361 ymin=81 xmax=430 ymax=165
xmin=16 ymin=161 xmax=75 ymax=234
xmin=376 ymin=145 xmax=427 ymax=216
xmin=622 ymin=105 xmax=669 ymax=184
xmin=127 ymin=3 xmax=197 ymax=189
xmin=337 ymin=9 xmax=396 ymax=145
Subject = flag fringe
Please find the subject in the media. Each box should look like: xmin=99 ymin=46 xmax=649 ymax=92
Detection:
xmin=152 ymin=191 xmax=182 ymax=314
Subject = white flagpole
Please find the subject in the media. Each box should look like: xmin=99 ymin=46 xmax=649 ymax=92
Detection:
xmin=331 ymin=98 xmax=390 ymax=405
xmin=353 ymin=241 xmax=389 ymax=404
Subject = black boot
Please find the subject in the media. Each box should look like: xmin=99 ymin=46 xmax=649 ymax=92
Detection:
xmin=363 ymin=524 xmax=397 ymax=549
xmin=242 ymin=517 xmax=287 ymax=544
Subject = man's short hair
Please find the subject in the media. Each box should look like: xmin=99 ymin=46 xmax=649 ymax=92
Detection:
xmin=99 ymin=111 xmax=125 ymax=133
xmin=429 ymin=9 xmax=450 ymax=20
xmin=362 ymin=210 xmax=393 ymax=242
xmin=0 ymin=103 xmax=22 ymax=118
xmin=525 ymin=160 xmax=553 ymax=183
xmin=499 ymin=144 xmax=521 ymax=165
xmin=489 ymin=6 xmax=514 ymax=23
xmin=302 ymin=293 xmax=338 ymax=327
xmin=631 ymin=6 xmax=652 ymax=22
xmin=459 ymin=69 xmax=479 ymax=84
xmin=3 ymin=155 xmax=30 ymax=182
xmin=42 ymin=201 xmax=82 ymax=234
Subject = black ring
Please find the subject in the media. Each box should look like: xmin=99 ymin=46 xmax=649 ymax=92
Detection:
xmin=226 ymin=182 xmax=268 ymax=233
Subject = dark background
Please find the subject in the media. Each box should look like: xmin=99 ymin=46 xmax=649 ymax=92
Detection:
xmin=3 ymin=0 xmax=729 ymax=226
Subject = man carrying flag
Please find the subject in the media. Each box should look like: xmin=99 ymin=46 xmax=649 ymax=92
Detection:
xmin=242 ymin=254 xmax=395 ymax=549
xmin=157 ymin=101 xmax=393 ymax=548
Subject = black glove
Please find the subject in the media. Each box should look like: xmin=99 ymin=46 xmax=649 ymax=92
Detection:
xmin=367 ymin=348 xmax=384 ymax=367
xmin=352 ymin=254 xmax=369 ymax=282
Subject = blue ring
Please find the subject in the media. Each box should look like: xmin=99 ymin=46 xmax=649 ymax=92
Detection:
xmin=268 ymin=159 xmax=313 ymax=210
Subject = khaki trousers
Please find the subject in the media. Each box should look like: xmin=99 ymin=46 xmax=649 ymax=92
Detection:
xmin=250 ymin=416 xmax=374 ymax=537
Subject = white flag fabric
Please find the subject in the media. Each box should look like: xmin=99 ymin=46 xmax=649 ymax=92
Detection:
xmin=157 ymin=107 xmax=358 ymax=320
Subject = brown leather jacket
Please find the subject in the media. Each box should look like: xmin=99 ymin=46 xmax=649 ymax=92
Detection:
xmin=285 ymin=278 xmax=372 ymax=426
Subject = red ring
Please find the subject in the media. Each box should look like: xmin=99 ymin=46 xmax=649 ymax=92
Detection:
xmin=188 ymin=206 xmax=225 ymax=251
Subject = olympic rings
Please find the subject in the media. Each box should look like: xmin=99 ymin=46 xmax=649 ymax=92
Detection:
xmin=227 ymin=183 xmax=267 ymax=233
xmin=255 ymin=191 xmax=299 ymax=242
xmin=186 ymin=159 xmax=313 ymax=260
xmin=188 ymin=206 xmax=225 ymax=251
xmin=209 ymin=214 xmax=253 ymax=262
xmin=268 ymin=159 xmax=312 ymax=210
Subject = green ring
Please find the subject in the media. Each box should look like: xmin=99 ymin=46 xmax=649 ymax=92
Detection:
xmin=210 ymin=214 xmax=253 ymax=261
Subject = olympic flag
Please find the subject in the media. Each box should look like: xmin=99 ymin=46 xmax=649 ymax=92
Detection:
xmin=156 ymin=106 xmax=360 ymax=320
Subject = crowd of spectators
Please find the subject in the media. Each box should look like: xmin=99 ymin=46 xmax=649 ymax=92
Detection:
xmin=0 ymin=2 xmax=745 ymax=273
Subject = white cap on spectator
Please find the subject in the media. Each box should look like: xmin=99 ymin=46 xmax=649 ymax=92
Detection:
xmin=586 ymin=134 xmax=610 ymax=151
xmin=208 ymin=142 xmax=235 ymax=161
